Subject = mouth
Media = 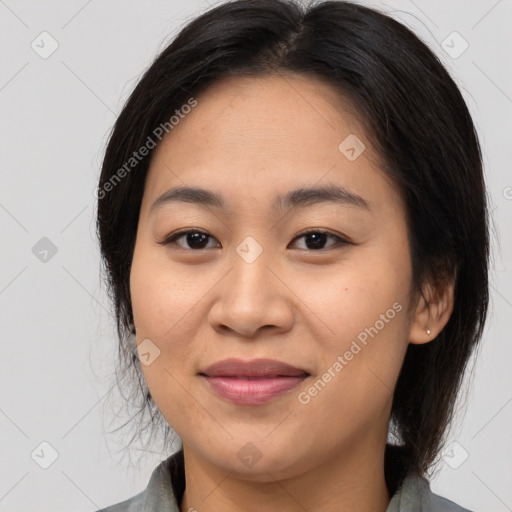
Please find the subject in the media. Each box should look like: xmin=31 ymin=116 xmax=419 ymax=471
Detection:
xmin=198 ymin=358 xmax=310 ymax=405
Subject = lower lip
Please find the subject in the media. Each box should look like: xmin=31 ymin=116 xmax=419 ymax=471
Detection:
xmin=202 ymin=375 xmax=308 ymax=405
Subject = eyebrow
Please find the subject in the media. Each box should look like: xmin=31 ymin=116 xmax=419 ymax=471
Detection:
xmin=149 ymin=183 xmax=371 ymax=214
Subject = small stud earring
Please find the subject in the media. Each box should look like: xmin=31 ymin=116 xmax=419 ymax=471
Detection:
xmin=426 ymin=329 xmax=431 ymax=335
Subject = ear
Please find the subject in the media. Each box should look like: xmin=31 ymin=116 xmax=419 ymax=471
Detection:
xmin=409 ymin=277 xmax=455 ymax=344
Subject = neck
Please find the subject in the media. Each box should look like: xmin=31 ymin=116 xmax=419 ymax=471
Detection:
xmin=179 ymin=438 xmax=391 ymax=512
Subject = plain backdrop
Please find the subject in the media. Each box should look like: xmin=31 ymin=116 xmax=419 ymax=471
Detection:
xmin=0 ymin=0 xmax=511 ymax=511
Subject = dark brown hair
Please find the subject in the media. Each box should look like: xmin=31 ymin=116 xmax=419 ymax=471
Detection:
xmin=96 ymin=0 xmax=489 ymax=493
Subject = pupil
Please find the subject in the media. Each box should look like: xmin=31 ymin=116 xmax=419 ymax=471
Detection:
xmin=188 ymin=232 xmax=208 ymax=249
xmin=306 ymin=233 xmax=326 ymax=249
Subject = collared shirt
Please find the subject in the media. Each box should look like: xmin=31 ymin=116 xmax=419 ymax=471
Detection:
xmin=94 ymin=449 xmax=472 ymax=512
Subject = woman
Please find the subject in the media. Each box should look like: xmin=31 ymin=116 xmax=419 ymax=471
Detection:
xmin=95 ymin=0 xmax=489 ymax=510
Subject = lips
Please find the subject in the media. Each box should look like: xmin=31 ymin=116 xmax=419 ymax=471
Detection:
xmin=199 ymin=358 xmax=309 ymax=378
xmin=199 ymin=358 xmax=310 ymax=405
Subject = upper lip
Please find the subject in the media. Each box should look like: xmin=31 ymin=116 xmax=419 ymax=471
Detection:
xmin=200 ymin=358 xmax=309 ymax=378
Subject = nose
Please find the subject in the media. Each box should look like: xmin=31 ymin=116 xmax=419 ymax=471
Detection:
xmin=207 ymin=247 xmax=294 ymax=338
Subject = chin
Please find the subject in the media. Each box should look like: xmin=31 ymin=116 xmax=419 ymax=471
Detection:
xmin=196 ymin=437 xmax=306 ymax=481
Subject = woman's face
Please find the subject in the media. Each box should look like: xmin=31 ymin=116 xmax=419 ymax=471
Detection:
xmin=130 ymin=73 xmax=418 ymax=481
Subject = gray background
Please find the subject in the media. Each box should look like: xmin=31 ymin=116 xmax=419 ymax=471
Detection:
xmin=0 ymin=0 xmax=511 ymax=511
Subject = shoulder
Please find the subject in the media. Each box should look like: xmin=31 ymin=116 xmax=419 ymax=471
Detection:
xmin=429 ymin=492 xmax=473 ymax=512
xmin=93 ymin=490 xmax=145 ymax=512
xmin=92 ymin=450 xmax=184 ymax=512
xmin=388 ymin=473 xmax=473 ymax=512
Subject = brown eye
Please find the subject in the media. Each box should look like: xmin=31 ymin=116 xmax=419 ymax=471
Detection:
xmin=158 ymin=230 xmax=220 ymax=250
xmin=290 ymin=230 xmax=351 ymax=251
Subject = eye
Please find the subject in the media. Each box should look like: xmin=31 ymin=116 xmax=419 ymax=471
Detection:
xmin=289 ymin=229 xmax=350 ymax=251
xmin=158 ymin=229 xmax=350 ymax=251
xmin=157 ymin=229 xmax=220 ymax=250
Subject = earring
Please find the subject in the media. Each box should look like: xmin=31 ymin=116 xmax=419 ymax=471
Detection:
xmin=426 ymin=328 xmax=431 ymax=335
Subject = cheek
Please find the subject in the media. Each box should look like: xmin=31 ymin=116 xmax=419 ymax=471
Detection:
xmin=294 ymin=251 xmax=411 ymax=345
xmin=321 ymin=252 xmax=411 ymax=395
xmin=130 ymin=241 xmax=198 ymax=339
xmin=129 ymin=244 xmax=205 ymax=436
xmin=295 ymin=247 xmax=412 ymax=414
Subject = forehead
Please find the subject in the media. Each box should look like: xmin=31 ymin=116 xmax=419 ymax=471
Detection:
xmin=142 ymin=72 xmax=401 ymax=217
xmin=150 ymin=72 xmax=366 ymax=165
xmin=172 ymin=72 xmax=362 ymax=145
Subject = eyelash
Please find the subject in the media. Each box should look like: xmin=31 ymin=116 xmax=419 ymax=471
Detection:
xmin=157 ymin=228 xmax=351 ymax=251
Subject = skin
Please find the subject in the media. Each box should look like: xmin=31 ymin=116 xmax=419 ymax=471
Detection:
xmin=129 ymin=72 xmax=454 ymax=512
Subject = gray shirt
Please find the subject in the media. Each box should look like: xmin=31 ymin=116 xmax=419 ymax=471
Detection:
xmin=94 ymin=450 xmax=472 ymax=512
